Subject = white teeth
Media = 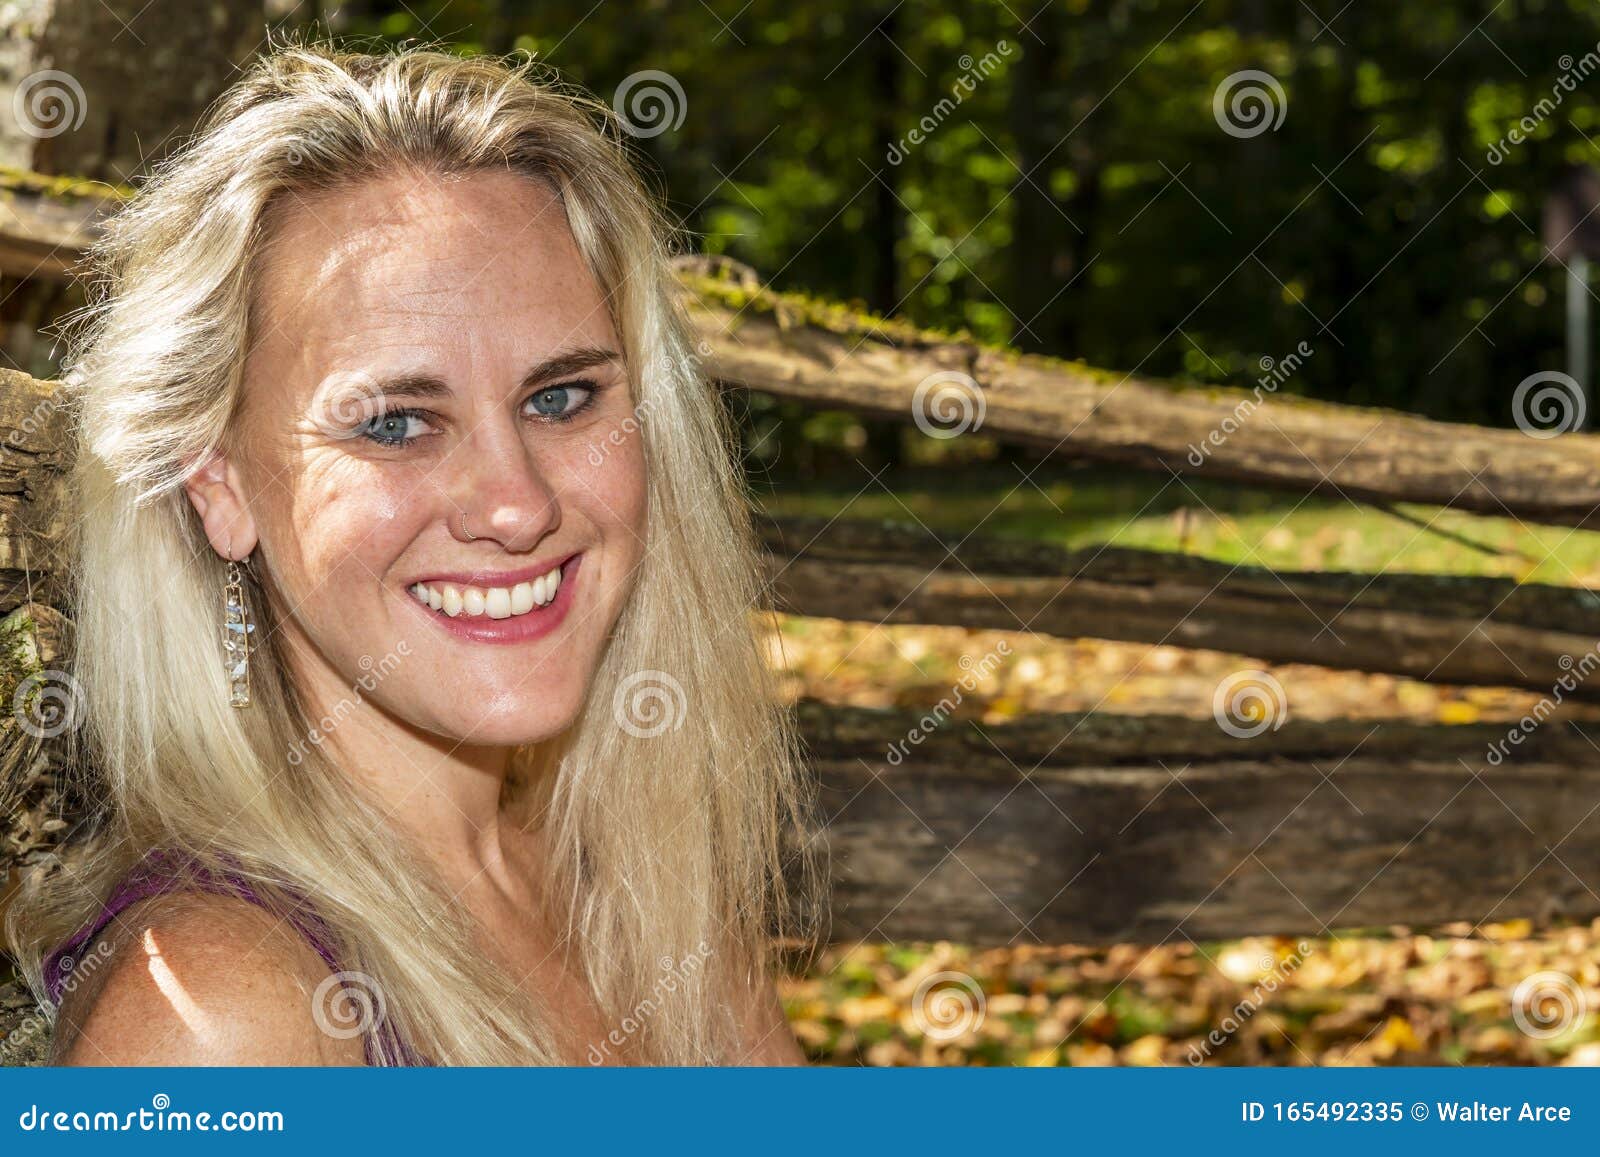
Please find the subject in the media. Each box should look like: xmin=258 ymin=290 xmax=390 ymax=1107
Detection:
xmin=408 ymin=564 xmax=564 ymax=622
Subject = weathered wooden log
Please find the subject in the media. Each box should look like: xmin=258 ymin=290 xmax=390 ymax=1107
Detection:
xmin=759 ymin=514 xmax=1600 ymax=699
xmin=6 ymin=678 xmax=1587 ymax=950
xmin=0 ymin=0 xmax=262 ymax=185
xmin=685 ymin=275 xmax=1600 ymax=529
xmin=5 ymin=698 xmax=1591 ymax=1063
xmin=0 ymin=971 xmax=44 ymax=1064
xmin=0 ymin=359 xmax=1584 ymax=701
xmin=795 ymin=701 xmax=1600 ymax=944
xmin=0 ymin=180 xmax=1597 ymax=527
xmin=0 ymin=168 xmax=116 ymax=279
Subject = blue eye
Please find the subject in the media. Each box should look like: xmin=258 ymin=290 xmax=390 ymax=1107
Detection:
xmin=360 ymin=408 xmax=431 ymax=446
xmin=526 ymin=382 xmax=595 ymax=420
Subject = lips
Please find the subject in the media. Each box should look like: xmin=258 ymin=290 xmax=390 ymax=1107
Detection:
xmin=402 ymin=552 xmax=582 ymax=645
xmin=407 ymin=558 xmax=566 ymax=620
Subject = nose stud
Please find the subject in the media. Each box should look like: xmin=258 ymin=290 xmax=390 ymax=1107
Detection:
xmin=461 ymin=511 xmax=477 ymax=541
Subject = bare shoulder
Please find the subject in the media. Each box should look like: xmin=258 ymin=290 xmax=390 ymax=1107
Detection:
xmin=52 ymin=892 xmax=366 ymax=1066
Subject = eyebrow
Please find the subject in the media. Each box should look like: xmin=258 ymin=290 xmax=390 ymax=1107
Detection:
xmin=369 ymin=345 xmax=624 ymax=401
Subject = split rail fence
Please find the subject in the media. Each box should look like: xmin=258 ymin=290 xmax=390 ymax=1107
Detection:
xmin=0 ymin=170 xmax=1593 ymax=1026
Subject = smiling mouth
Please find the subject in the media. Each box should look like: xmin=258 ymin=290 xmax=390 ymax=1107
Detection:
xmin=407 ymin=559 xmax=566 ymax=620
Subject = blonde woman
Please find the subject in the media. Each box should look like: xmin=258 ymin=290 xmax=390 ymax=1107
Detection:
xmin=5 ymin=43 xmax=816 ymax=1065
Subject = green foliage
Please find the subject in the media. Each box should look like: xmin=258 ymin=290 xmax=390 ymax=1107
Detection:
xmin=308 ymin=0 xmax=1600 ymax=426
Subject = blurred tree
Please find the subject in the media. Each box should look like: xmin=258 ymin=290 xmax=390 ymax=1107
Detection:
xmin=0 ymin=0 xmax=262 ymax=183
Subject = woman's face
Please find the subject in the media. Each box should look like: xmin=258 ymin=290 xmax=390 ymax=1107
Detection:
xmin=187 ymin=168 xmax=649 ymax=748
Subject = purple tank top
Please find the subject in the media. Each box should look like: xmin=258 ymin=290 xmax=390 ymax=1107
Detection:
xmin=41 ymin=849 xmax=430 ymax=1066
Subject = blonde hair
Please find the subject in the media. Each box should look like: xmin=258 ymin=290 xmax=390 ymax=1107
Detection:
xmin=6 ymin=41 xmax=817 ymax=1064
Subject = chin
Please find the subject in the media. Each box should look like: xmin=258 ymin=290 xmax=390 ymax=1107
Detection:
xmin=423 ymin=690 xmax=587 ymax=748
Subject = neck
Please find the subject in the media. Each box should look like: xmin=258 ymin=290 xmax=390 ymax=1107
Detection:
xmin=289 ymin=650 xmax=537 ymax=903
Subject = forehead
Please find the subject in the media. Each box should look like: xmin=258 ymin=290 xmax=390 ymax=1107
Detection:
xmin=247 ymin=167 xmax=618 ymax=377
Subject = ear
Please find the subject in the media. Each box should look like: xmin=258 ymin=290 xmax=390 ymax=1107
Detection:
xmin=183 ymin=450 xmax=259 ymax=562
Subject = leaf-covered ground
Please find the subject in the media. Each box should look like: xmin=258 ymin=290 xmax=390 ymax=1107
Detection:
xmin=779 ymin=925 xmax=1600 ymax=1067
xmin=765 ymin=614 xmax=1600 ymax=1066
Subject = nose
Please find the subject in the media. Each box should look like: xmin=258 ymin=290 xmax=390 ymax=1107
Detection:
xmin=446 ymin=428 xmax=561 ymax=553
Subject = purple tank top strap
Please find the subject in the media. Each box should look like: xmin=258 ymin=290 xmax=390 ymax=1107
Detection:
xmin=41 ymin=849 xmax=430 ymax=1066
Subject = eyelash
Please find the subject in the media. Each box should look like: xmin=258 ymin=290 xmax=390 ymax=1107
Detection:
xmin=359 ymin=380 xmax=601 ymax=448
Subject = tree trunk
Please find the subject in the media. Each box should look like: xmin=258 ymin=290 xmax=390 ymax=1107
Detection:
xmin=0 ymin=0 xmax=263 ymax=184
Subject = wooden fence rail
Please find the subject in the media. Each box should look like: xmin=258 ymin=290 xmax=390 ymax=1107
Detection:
xmin=1 ymin=170 xmax=1598 ymax=527
xmin=798 ymin=702 xmax=1600 ymax=943
xmin=759 ymin=515 xmax=1600 ymax=698
xmin=0 ymin=169 xmax=1597 ymax=1062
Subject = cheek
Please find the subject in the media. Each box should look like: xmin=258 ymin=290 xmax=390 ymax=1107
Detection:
xmin=258 ymin=457 xmax=419 ymax=604
xmin=565 ymin=434 xmax=648 ymax=548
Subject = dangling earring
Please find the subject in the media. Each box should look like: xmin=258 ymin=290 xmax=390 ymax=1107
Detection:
xmin=223 ymin=555 xmax=256 ymax=708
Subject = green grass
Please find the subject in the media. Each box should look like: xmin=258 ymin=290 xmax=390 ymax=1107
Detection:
xmin=755 ymin=465 xmax=1600 ymax=586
